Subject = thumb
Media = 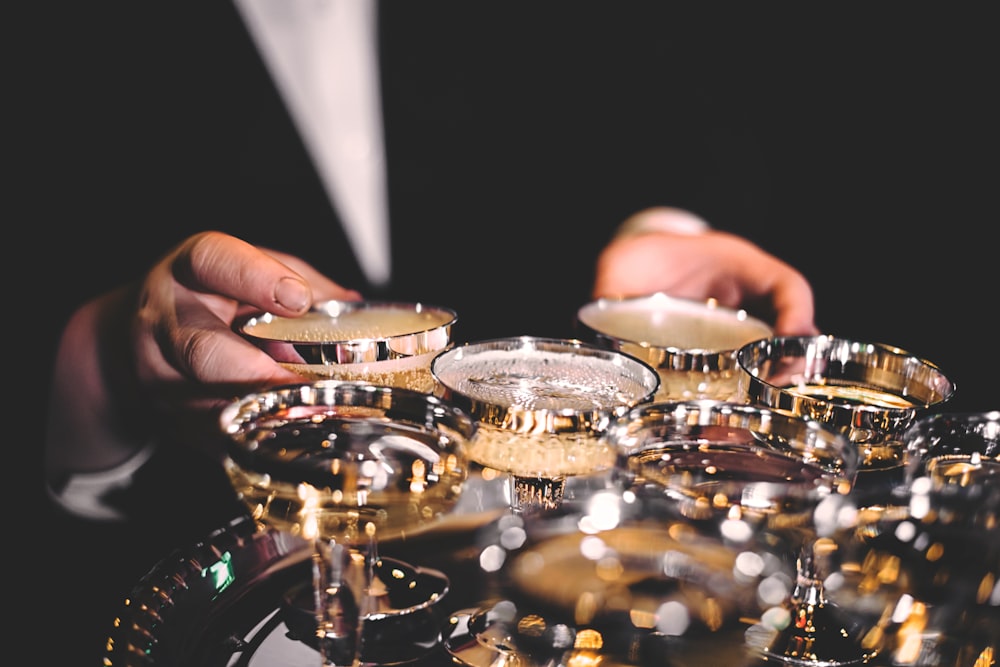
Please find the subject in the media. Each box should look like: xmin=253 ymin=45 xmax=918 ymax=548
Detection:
xmin=173 ymin=231 xmax=315 ymax=316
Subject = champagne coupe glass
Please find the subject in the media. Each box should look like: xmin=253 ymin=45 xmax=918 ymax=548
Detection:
xmin=837 ymin=410 xmax=1000 ymax=667
xmin=431 ymin=336 xmax=659 ymax=666
xmin=901 ymin=411 xmax=1000 ymax=666
xmin=904 ymin=410 xmax=1000 ymax=487
xmin=577 ymin=292 xmax=773 ymax=402
xmin=240 ymin=299 xmax=457 ymax=393
xmin=607 ymin=400 xmax=865 ymax=666
xmin=219 ymin=380 xmax=475 ymax=667
xmin=430 ymin=336 xmax=661 ymax=513
xmin=736 ymin=335 xmax=955 ymax=503
xmin=735 ymin=335 xmax=956 ymax=665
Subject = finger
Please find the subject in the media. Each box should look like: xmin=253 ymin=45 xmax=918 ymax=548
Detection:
xmin=164 ymin=288 xmax=306 ymax=385
xmin=262 ymin=248 xmax=363 ymax=303
xmin=703 ymin=233 xmax=817 ymax=336
xmin=732 ymin=254 xmax=817 ymax=336
xmin=171 ymin=231 xmax=315 ymax=316
xmin=769 ymin=275 xmax=819 ymax=336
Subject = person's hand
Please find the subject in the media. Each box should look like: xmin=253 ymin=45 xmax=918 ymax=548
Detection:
xmin=46 ymin=231 xmax=361 ymax=476
xmin=132 ymin=231 xmax=360 ymax=397
xmin=592 ymin=209 xmax=818 ymax=336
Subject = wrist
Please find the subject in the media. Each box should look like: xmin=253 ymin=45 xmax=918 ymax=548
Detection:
xmin=45 ymin=286 xmax=153 ymax=473
xmin=614 ymin=207 xmax=711 ymax=239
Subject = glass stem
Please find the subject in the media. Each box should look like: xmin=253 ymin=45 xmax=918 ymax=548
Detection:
xmin=313 ymin=539 xmax=363 ymax=666
xmin=794 ymin=542 xmax=824 ymax=600
xmin=509 ymin=474 xmax=566 ymax=513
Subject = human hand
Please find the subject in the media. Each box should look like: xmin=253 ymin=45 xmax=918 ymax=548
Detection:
xmin=592 ymin=209 xmax=818 ymax=336
xmin=46 ymin=231 xmax=361 ymax=475
xmin=132 ymin=230 xmax=362 ymax=397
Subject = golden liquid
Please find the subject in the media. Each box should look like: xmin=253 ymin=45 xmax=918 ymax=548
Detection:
xmin=579 ymin=298 xmax=771 ymax=349
xmin=857 ymin=443 xmax=905 ymax=469
xmin=630 ymin=443 xmax=828 ymax=486
xmin=785 ymin=382 xmax=919 ymax=409
xmin=656 ymin=368 xmax=740 ymax=402
xmin=437 ymin=350 xmax=652 ymax=412
xmin=280 ymin=348 xmax=441 ymax=393
xmin=466 ymin=424 xmax=615 ymax=477
xmin=225 ymin=419 xmax=467 ymax=543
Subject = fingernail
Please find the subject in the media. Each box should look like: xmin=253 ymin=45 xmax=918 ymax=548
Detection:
xmin=275 ymin=277 xmax=310 ymax=312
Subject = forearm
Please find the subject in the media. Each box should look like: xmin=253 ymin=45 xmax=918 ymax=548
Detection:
xmin=44 ymin=284 xmax=152 ymax=479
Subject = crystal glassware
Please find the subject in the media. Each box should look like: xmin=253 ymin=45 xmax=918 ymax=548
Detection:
xmin=430 ymin=335 xmax=660 ymax=513
xmin=835 ymin=411 xmax=999 ymax=667
xmin=240 ymin=299 xmax=457 ymax=393
xmin=431 ymin=336 xmax=658 ymax=666
xmin=443 ymin=485 xmax=768 ymax=666
xmin=736 ymin=335 xmax=955 ymax=501
xmin=577 ymin=292 xmax=772 ymax=402
xmin=904 ymin=410 xmax=1000 ymax=487
xmin=219 ymin=380 xmax=475 ymax=666
xmin=606 ymin=400 xmax=868 ymax=666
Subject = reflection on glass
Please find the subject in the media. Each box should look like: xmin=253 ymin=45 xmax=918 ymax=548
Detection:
xmin=833 ymin=411 xmax=1000 ymax=667
xmin=431 ymin=336 xmax=660 ymax=513
xmin=444 ymin=488 xmax=769 ymax=667
xmin=736 ymin=335 xmax=955 ymax=501
xmin=432 ymin=336 xmax=660 ymax=666
xmin=607 ymin=400 xmax=872 ymax=666
xmin=240 ymin=299 xmax=457 ymax=393
xmin=220 ymin=381 xmax=474 ymax=667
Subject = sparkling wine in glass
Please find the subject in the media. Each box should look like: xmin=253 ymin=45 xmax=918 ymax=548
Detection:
xmin=577 ymin=292 xmax=773 ymax=402
xmin=431 ymin=336 xmax=660 ymax=513
xmin=220 ymin=381 xmax=475 ymax=666
xmin=240 ymin=299 xmax=457 ymax=393
xmin=431 ymin=336 xmax=659 ymax=666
